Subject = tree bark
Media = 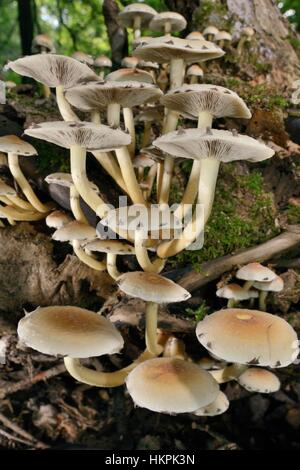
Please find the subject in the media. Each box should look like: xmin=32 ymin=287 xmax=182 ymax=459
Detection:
xmin=17 ymin=0 xmax=34 ymax=56
xmin=103 ymin=0 xmax=128 ymax=68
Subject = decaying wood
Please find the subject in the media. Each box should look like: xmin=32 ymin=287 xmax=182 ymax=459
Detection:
xmin=179 ymin=225 xmax=300 ymax=292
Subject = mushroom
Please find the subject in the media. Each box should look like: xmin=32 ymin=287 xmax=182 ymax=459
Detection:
xmin=203 ymin=26 xmax=219 ymax=42
xmin=118 ymin=3 xmax=157 ymax=39
xmin=162 ymin=336 xmax=187 ymax=360
xmin=106 ymin=68 xmax=154 ymax=84
xmin=186 ymin=64 xmax=204 ymax=84
xmin=94 ymin=55 xmax=112 ymax=79
xmin=236 ymin=262 xmax=277 ymax=291
xmin=72 ymin=51 xmax=94 ymax=66
xmin=135 ymin=107 xmax=164 ymax=148
xmin=215 ymin=31 xmax=232 ymax=49
xmin=193 ymin=391 xmax=229 ymax=417
xmin=153 ymin=129 xmax=274 ymax=258
xmin=237 ymin=367 xmax=281 ymax=393
xmin=237 ymin=27 xmax=255 ymax=56
xmin=0 ymin=179 xmax=33 ymax=211
xmin=32 ymin=34 xmax=56 ymax=98
xmin=84 ymin=239 xmax=135 ymax=280
xmin=25 ymin=121 xmax=130 ymax=218
xmin=0 ymin=135 xmax=51 ymax=213
xmin=216 ymin=283 xmax=258 ymax=308
xmin=253 ymin=275 xmax=284 ymax=311
xmin=45 ymin=210 xmax=72 ymax=229
xmin=121 ymin=56 xmax=139 ymax=69
xmin=149 ymin=12 xmax=187 ymax=36
xmin=117 ymin=271 xmax=191 ymax=355
xmin=185 ymin=31 xmax=204 ymax=41
xmin=126 ymin=357 xmax=219 ymax=414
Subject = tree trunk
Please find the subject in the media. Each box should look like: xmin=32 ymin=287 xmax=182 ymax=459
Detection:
xmin=103 ymin=0 xmax=128 ymax=68
xmin=17 ymin=0 xmax=34 ymax=56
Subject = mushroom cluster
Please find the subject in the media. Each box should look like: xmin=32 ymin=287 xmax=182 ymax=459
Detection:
xmin=2 ymin=3 xmax=298 ymax=417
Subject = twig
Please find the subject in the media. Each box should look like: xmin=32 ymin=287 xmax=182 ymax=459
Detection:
xmin=0 ymin=427 xmax=38 ymax=448
xmin=0 ymin=413 xmax=48 ymax=449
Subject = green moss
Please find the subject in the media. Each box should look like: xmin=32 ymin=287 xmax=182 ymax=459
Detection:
xmin=185 ymin=301 xmax=210 ymax=322
xmin=284 ymin=204 xmax=300 ymax=224
xmin=193 ymin=0 xmax=230 ymax=30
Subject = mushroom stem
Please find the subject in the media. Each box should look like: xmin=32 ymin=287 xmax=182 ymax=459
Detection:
xmin=42 ymin=83 xmax=51 ymax=99
xmin=107 ymin=103 xmax=121 ymax=128
xmin=92 ymin=150 xmax=128 ymax=193
xmin=115 ymin=146 xmax=145 ymax=204
xmin=190 ymin=75 xmax=198 ymax=85
xmin=159 ymin=110 xmax=180 ymax=204
xmin=243 ymin=281 xmax=254 ymax=291
xmin=123 ymin=107 xmax=136 ymax=158
xmin=142 ymin=121 xmax=152 ymax=148
xmin=174 ymin=160 xmax=200 ymax=219
xmin=107 ymin=252 xmax=121 ymax=280
xmin=145 ymin=301 xmax=160 ymax=355
xmin=70 ymin=184 xmax=89 ymax=224
xmin=169 ymin=58 xmax=185 ymax=90
xmin=7 ymin=195 xmax=34 ymax=211
xmin=259 ymin=291 xmax=268 ymax=311
xmin=165 ymin=21 xmax=172 ymax=35
xmin=227 ymin=299 xmax=237 ymax=308
xmin=156 ymin=161 xmax=163 ymax=201
xmin=145 ymin=163 xmax=157 ymax=199
xmin=56 ymin=85 xmax=80 ymax=122
xmin=134 ymin=229 xmax=165 ymax=273
xmin=7 ymin=153 xmax=50 ymax=213
xmin=133 ymin=15 xmax=142 ymax=39
xmin=0 ymin=220 xmax=5 ymax=227
xmin=90 ymin=110 xmax=101 ymax=124
xmin=209 ymin=363 xmax=247 ymax=384
xmin=72 ymin=240 xmax=106 ymax=270
xmin=0 ymin=204 xmax=46 ymax=221
xmin=64 ymin=348 xmax=160 ymax=388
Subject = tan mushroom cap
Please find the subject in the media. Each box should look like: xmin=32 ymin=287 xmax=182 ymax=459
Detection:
xmin=236 ymin=262 xmax=276 ymax=282
xmin=149 ymin=12 xmax=187 ymax=33
xmin=136 ymin=106 xmax=164 ymax=123
xmin=44 ymin=172 xmax=99 ymax=193
xmin=186 ymin=64 xmax=204 ymax=77
xmin=253 ymin=275 xmax=284 ymax=292
xmin=118 ymin=3 xmax=157 ymax=28
xmin=72 ymin=51 xmax=94 ymax=66
xmin=18 ymin=305 xmax=124 ymax=358
xmin=138 ymin=60 xmax=159 ymax=70
xmin=153 ymin=128 xmax=274 ymax=163
xmin=196 ymin=308 xmax=299 ymax=368
xmin=52 ymin=220 xmax=96 ymax=242
xmin=106 ymin=68 xmax=154 ymax=84
xmin=0 ymin=135 xmax=37 ymax=156
xmin=121 ymin=56 xmax=139 ymax=69
xmin=94 ymin=55 xmax=112 ymax=68
xmin=216 ymin=284 xmax=258 ymax=301
xmin=33 ymin=34 xmax=55 ymax=52
xmin=0 ymin=180 xmax=16 ymax=196
xmin=134 ymin=36 xmax=225 ymax=64
xmin=133 ymin=154 xmax=156 ymax=168
xmin=186 ymin=31 xmax=204 ymax=41
xmin=117 ymin=271 xmax=191 ymax=303
xmin=161 ymin=84 xmax=251 ymax=119
xmin=46 ymin=210 xmax=73 ymax=229
xmin=65 ymin=81 xmax=162 ymax=111
xmin=242 ymin=27 xmax=255 ymax=37
xmin=25 ymin=121 xmax=131 ymax=151
xmin=215 ymin=31 xmax=232 ymax=42
xmin=203 ymin=26 xmax=219 ymax=37
xmin=237 ymin=367 xmax=280 ymax=393
xmin=84 ymin=239 xmax=135 ymax=255
xmin=194 ymin=391 xmax=229 ymax=416
xmin=126 ymin=357 xmax=219 ymax=414
xmin=5 ymin=54 xmax=98 ymax=89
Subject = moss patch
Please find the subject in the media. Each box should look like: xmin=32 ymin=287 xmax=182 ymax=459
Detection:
xmin=284 ymin=204 xmax=300 ymax=224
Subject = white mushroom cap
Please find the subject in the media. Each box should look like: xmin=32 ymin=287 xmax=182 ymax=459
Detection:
xmin=215 ymin=31 xmax=232 ymax=42
xmin=138 ymin=60 xmax=159 ymax=70
xmin=33 ymin=34 xmax=55 ymax=52
xmin=134 ymin=36 xmax=224 ymax=64
xmin=216 ymin=284 xmax=258 ymax=301
xmin=18 ymin=306 xmax=124 ymax=358
xmin=193 ymin=391 xmax=229 ymax=416
xmin=242 ymin=27 xmax=255 ymax=37
xmin=25 ymin=121 xmax=131 ymax=151
xmin=253 ymin=275 xmax=284 ymax=292
xmin=186 ymin=32 xmax=204 ymax=40
xmin=0 ymin=135 xmax=37 ymax=156
xmin=133 ymin=154 xmax=156 ymax=168
xmin=118 ymin=3 xmax=157 ymax=28
xmin=153 ymin=128 xmax=274 ymax=163
xmin=186 ymin=64 xmax=204 ymax=77
xmin=65 ymin=81 xmax=162 ymax=111
xmin=132 ymin=36 xmax=153 ymax=49
xmin=196 ymin=308 xmax=299 ymax=368
xmin=237 ymin=368 xmax=280 ymax=393
xmin=72 ymin=51 xmax=94 ymax=66
xmin=126 ymin=357 xmax=219 ymax=414
xmin=117 ymin=271 xmax=191 ymax=303
xmin=44 ymin=172 xmax=99 ymax=193
xmin=160 ymin=84 xmax=251 ymax=119
xmin=0 ymin=180 xmax=16 ymax=196
xmin=236 ymin=262 xmax=276 ymax=282
xmin=149 ymin=12 xmax=187 ymax=33
xmin=5 ymin=54 xmax=98 ymax=89
xmin=94 ymin=55 xmax=112 ymax=68
xmin=84 ymin=239 xmax=135 ymax=255
xmin=121 ymin=56 xmax=139 ymax=69
xmin=46 ymin=210 xmax=73 ymax=229
xmin=203 ymin=26 xmax=219 ymax=37
xmin=106 ymin=68 xmax=154 ymax=84
xmin=52 ymin=220 xmax=96 ymax=241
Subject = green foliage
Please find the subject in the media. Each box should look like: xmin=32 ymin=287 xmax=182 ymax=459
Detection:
xmin=223 ymin=79 xmax=288 ymax=110
xmin=193 ymin=0 xmax=230 ymax=30
xmin=185 ymin=301 xmax=209 ymax=322
xmin=284 ymin=204 xmax=300 ymax=224
xmin=278 ymin=0 xmax=300 ymax=32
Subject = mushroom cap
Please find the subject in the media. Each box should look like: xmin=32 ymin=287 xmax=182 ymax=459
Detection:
xmin=215 ymin=31 xmax=232 ymax=42
xmin=149 ymin=12 xmax=187 ymax=33
xmin=46 ymin=210 xmax=73 ymax=229
xmin=65 ymin=81 xmax=162 ymax=111
xmin=193 ymin=391 xmax=229 ymax=416
xmin=25 ymin=121 xmax=131 ymax=151
xmin=117 ymin=271 xmax=191 ymax=303
xmin=118 ymin=3 xmax=157 ymax=28
xmin=237 ymin=367 xmax=280 ymax=393
xmin=5 ymin=54 xmax=98 ymax=89
xmin=94 ymin=55 xmax=112 ymax=68
xmin=253 ymin=275 xmax=284 ymax=292
xmin=106 ymin=68 xmax=154 ymax=84
xmin=72 ymin=51 xmax=94 ymax=66
xmin=133 ymin=153 xmax=156 ymax=168
xmin=135 ymin=106 xmax=164 ymax=123
xmin=0 ymin=135 xmax=37 ymax=156
xmin=0 ymin=180 xmax=16 ymax=196
xmin=153 ymin=128 xmax=274 ymax=163
xmin=44 ymin=172 xmax=99 ymax=193
xmin=203 ymin=26 xmax=219 ymax=37
xmin=242 ymin=27 xmax=255 ymax=37
xmin=216 ymin=284 xmax=258 ymax=300
xmin=121 ymin=56 xmax=139 ymax=69
xmin=196 ymin=308 xmax=299 ymax=367
xmin=52 ymin=220 xmax=96 ymax=241
xmin=186 ymin=64 xmax=204 ymax=77
xmin=132 ymin=36 xmax=153 ymax=49
xmin=126 ymin=357 xmax=219 ymax=414
xmin=186 ymin=31 xmax=204 ymax=40
xmin=33 ymin=34 xmax=55 ymax=52
xmin=84 ymin=239 xmax=135 ymax=255
xmin=134 ymin=36 xmax=224 ymax=64
xmin=17 ymin=306 xmax=124 ymax=358
xmin=236 ymin=262 xmax=276 ymax=282
xmin=160 ymin=84 xmax=251 ymax=119
xmin=138 ymin=60 xmax=159 ymax=70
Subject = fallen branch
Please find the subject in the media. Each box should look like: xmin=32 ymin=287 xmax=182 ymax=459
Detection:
xmin=179 ymin=225 xmax=300 ymax=292
xmin=0 ymin=412 xmax=48 ymax=448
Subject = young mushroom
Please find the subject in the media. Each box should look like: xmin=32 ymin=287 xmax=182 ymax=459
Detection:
xmin=193 ymin=391 xmax=229 ymax=417
xmin=216 ymin=283 xmax=258 ymax=308
xmin=45 ymin=210 xmax=72 ymax=229
xmin=149 ymin=12 xmax=187 ymax=36
xmin=237 ymin=27 xmax=255 ymax=56
xmin=215 ymin=31 xmax=232 ymax=49
xmin=125 ymin=357 xmax=219 ymax=414
xmin=72 ymin=51 xmax=94 ymax=66
xmin=203 ymin=26 xmax=219 ymax=42
xmin=185 ymin=31 xmax=205 ymax=41
xmin=253 ymin=274 xmax=284 ymax=311
xmin=118 ymin=3 xmax=157 ymax=39
xmin=186 ymin=64 xmax=204 ymax=84
xmin=121 ymin=56 xmax=139 ymax=69
xmin=94 ymin=55 xmax=112 ymax=79
xmin=237 ymin=367 xmax=281 ymax=394
xmin=236 ymin=262 xmax=277 ymax=291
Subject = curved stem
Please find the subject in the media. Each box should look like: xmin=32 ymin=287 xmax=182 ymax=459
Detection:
xmin=259 ymin=291 xmax=268 ymax=311
xmin=145 ymin=302 xmax=160 ymax=355
xmin=174 ymin=160 xmax=201 ymax=219
xmin=56 ymin=85 xmax=80 ymax=121
xmin=134 ymin=229 xmax=165 ymax=273
xmin=92 ymin=151 xmax=128 ymax=194
xmin=243 ymin=281 xmax=254 ymax=291
xmin=70 ymin=184 xmax=89 ymax=224
xmin=72 ymin=240 xmax=106 ymax=270
xmin=107 ymin=252 xmax=121 ymax=280
xmin=115 ymin=146 xmax=145 ymax=204
xmin=7 ymin=153 xmax=51 ymax=213
xmin=123 ymin=108 xmax=135 ymax=158
xmin=209 ymin=364 xmax=247 ymax=384
xmin=7 ymin=195 xmax=35 ymax=211
xmin=0 ymin=204 xmax=45 ymax=221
